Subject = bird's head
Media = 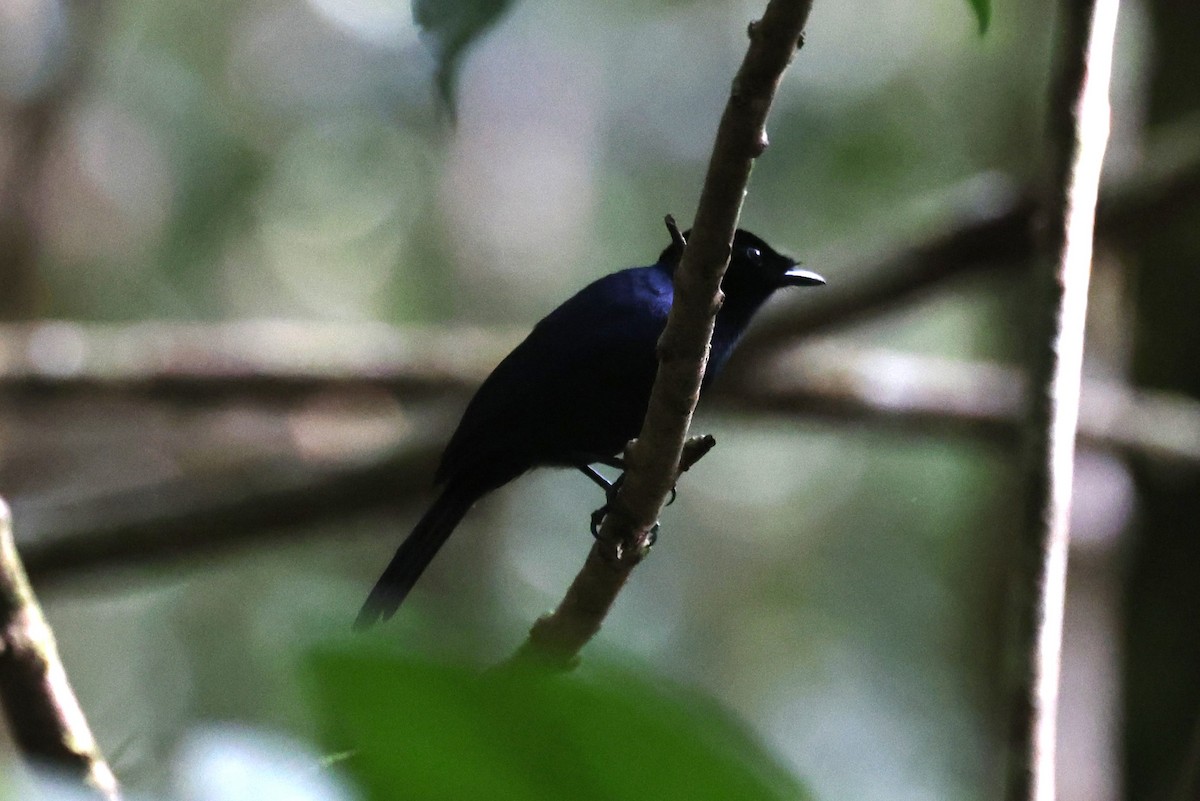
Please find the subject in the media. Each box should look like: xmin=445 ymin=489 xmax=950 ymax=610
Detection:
xmin=658 ymin=229 xmax=825 ymax=295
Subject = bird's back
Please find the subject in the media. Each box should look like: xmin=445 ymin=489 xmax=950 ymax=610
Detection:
xmin=436 ymin=264 xmax=675 ymax=487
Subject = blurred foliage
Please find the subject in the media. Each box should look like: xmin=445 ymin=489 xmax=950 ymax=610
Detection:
xmin=307 ymin=648 xmax=808 ymax=801
xmin=966 ymin=0 xmax=991 ymax=34
xmin=417 ymin=0 xmax=994 ymax=114
xmin=415 ymin=0 xmax=514 ymax=110
xmin=0 ymin=0 xmax=1188 ymax=800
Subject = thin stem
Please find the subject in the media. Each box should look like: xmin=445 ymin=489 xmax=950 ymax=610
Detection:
xmin=1007 ymin=0 xmax=1120 ymax=799
xmin=0 ymin=498 xmax=120 ymax=799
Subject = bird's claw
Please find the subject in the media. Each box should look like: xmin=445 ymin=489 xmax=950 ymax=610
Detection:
xmin=590 ymin=505 xmax=607 ymax=538
xmin=590 ymin=471 xmax=624 ymax=538
xmin=590 ymin=488 xmax=661 ymax=550
xmin=590 ymin=506 xmax=661 ymax=548
xmin=587 ymin=471 xmax=665 ymax=547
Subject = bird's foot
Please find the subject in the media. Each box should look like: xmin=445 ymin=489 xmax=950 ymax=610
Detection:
xmin=589 ymin=505 xmax=607 ymax=539
xmin=589 ymin=472 xmax=625 ymax=538
xmin=589 ymin=473 xmax=661 ymax=548
xmin=590 ymin=508 xmax=660 ymax=547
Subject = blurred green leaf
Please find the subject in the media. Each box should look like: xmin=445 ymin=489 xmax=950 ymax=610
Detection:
xmin=307 ymin=649 xmax=808 ymax=801
xmin=415 ymin=0 xmax=515 ymax=111
xmin=965 ymin=0 xmax=991 ymax=34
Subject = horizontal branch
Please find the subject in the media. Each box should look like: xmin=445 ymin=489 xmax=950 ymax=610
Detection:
xmin=2 ymin=120 xmax=1197 ymax=403
xmin=10 ymin=343 xmax=1198 ymax=585
xmin=0 ymin=320 xmax=514 ymax=399
xmin=722 ymin=343 xmax=1200 ymax=466
xmin=5 ymin=118 xmax=1199 ymax=404
xmin=14 ymin=430 xmax=444 ymax=584
xmin=3 ymin=321 xmax=1193 ymax=466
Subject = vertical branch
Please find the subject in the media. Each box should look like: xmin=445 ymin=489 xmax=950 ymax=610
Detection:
xmin=617 ymin=0 xmax=813 ymax=533
xmin=0 ymin=101 xmax=48 ymax=319
xmin=0 ymin=0 xmax=103 ymax=320
xmin=1008 ymin=1 xmax=1120 ymax=800
xmin=0 ymin=498 xmax=120 ymax=800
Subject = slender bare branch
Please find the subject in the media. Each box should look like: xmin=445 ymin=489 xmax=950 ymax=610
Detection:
xmin=1007 ymin=0 xmax=1120 ymax=799
xmin=510 ymin=0 xmax=815 ymax=669
xmin=0 ymin=498 xmax=120 ymax=799
xmin=0 ymin=320 xmax=510 ymax=400
xmin=726 ymin=344 xmax=1200 ymax=466
xmin=734 ymin=190 xmax=1037 ymax=359
xmin=6 ymin=317 xmax=1200 ymax=467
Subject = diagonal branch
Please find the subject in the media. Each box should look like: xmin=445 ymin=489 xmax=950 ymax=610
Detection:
xmin=0 ymin=498 xmax=120 ymax=799
xmin=734 ymin=190 xmax=1037 ymax=357
xmin=730 ymin=119 xmax=1200 ymax=368
xmin=510 ymin=0 xmax=815 ymax=669
xmin=1006 ymin=0 xmax=1121 ymax=799
xmin=0 ymin=1 xmax=105 ymax=321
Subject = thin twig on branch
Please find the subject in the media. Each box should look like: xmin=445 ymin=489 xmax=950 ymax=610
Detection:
xmin=509 ymin=0 xmax=815 ymax=669
xmin=0 ymin=498 xmax=120 ymax=799
xmin=1007 ymin=0 xmax=1120 ymax=799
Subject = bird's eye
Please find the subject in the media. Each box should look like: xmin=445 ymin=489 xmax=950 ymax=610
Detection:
xmin=745 ymin=246 xmax=763 ymax=265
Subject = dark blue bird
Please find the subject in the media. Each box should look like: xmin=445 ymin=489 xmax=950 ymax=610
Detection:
xmin=356 ymin=229 xmax=823 ymax=626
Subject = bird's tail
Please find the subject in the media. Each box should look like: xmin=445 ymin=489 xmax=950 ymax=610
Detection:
xmin=354 ymin=480 xmax=480 ymax=629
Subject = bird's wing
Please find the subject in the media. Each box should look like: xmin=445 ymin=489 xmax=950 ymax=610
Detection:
xmin=436 ymin=266 xmax=672 ymax=482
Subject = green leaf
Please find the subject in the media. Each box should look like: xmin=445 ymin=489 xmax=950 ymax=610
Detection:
xmin=965 ymin=0 xmax=991 ymax=34
xmin=414 ymin=0 xmax=515 ymax=111
xmin=306 ymin=649 xmax=809 ymax=801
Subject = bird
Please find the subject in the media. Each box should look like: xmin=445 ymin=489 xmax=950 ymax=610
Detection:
xmin=355 ymin=227 xmax=824 ymax=627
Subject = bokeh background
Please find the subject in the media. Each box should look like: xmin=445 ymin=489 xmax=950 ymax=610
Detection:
xmin=0 ymin=0 xmax=1197 ymax=799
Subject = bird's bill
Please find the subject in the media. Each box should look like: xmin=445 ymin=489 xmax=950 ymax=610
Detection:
xmin=781 ymin=265 xmax=826 ymax=286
